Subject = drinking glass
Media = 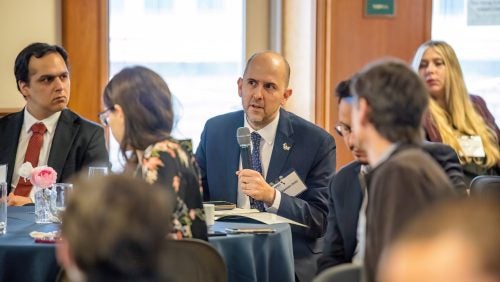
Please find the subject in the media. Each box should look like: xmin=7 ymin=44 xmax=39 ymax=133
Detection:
xmin=203 ymin=203 xmax=215 ymax=226
xmin=0 ymin=164 xmax=6 ymax=183
xmin=0 ymin=182 xmax=7 ymax=234
xmin=54 ymin=183 xmax=74 ymax=214
xmin=88 ymin=166 xmax=109 ymax=177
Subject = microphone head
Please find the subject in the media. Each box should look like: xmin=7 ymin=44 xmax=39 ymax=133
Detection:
xmin=236 ymin=127 xmax=251 ymax=147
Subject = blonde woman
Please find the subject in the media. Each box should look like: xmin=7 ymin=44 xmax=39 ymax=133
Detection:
xmin=412 ymin=40 xmax=500 ymax=184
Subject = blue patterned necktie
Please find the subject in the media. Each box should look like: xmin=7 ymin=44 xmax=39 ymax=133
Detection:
xmin=250 ymin=132 xmax=266 ymax=211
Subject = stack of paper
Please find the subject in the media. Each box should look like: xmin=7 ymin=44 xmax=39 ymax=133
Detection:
xmin=215 ymin=208 xmax=308 ymax=227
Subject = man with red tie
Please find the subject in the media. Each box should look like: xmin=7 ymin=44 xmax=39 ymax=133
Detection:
xmin=0 ymin=42 xmax=108 ymax=206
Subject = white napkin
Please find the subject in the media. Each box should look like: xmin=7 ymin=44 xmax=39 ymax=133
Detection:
xmin=29 ymin=230 xmax=58 ymax=240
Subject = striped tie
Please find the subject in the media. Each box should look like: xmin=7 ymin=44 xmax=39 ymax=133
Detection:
xmin=250 ymin=132 xmax=265 ymax=211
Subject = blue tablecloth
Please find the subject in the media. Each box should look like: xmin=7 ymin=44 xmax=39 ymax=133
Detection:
xmin=210 ymin=221 xmax=295 ymax=282
xmin=0 ymin=206 xmax=59 ymax=282
xmin=0 ymin=207 xmax=295 ymax=282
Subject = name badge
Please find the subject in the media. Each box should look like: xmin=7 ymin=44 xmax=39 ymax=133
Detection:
xmin=458 ymin=135 xmax=485 ymax=158
xmin=271 ymin=170 xmax=307 ymax=197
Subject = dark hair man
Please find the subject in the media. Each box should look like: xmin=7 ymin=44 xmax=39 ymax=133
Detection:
xmin=317 ymin=76 xmax=465 ymax=276
xmin=350 ymin=59 xmax=455 ymax=281
xmin=0 ymin=42 xmax=108 ymax=206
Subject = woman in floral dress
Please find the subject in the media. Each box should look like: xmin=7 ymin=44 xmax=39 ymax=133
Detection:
xmin=100 ymin=66 xmax=207 ymax=240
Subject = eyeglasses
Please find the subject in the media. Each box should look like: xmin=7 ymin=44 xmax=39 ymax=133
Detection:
xmin=98 ymin=107 xmax=114 ymax=126
xmin=335 ymin=123 xmax=352 ymax=137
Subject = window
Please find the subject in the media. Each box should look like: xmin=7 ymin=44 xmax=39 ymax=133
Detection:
xmin=197 ymin=0 xmax=223 ymax=10
xmin=109 ymin=0 xmax=244 ymax=171
xmin=144 ymin=0 xmax=173 ymax=12
xmin=432 ymin=0 xmax=500 ymax=125
xmin=110 ymin=0 xmax=125 ymax=12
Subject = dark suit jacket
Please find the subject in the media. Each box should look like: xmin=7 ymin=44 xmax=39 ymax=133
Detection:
xmin=195 ymin=108 xmax=336 ymax=282
xmin=316 ymin=142 xmax=465 ymax=275
xmin=0 ymin=109 xmax=109 ymax=192
xmin=317 ymin=161 xmax=363 ymax=274
xmin=364 ymin=145 xmax=455 ymax=282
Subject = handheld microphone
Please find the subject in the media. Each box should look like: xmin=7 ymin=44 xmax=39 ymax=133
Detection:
xmin=236 ymin=127 xmax=253 ymax=170
xmin=237 ymin=127 xmax=257 ymax=207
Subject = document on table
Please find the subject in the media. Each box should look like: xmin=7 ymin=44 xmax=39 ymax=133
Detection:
xmin=215 ymin=208 xmax=308 ymax=227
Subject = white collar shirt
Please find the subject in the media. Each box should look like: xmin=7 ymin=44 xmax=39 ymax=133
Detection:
xmin=237 ymin=110 xmax=281 ymax=212
xmin=12 ymin=108 xmax=61 ymax=199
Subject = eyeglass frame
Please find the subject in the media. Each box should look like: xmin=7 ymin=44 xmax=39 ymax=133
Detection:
xmin=334 ymin=122 xmax=352 ymax=137
xmin=98 ymin=106 xmax=114 ymax=126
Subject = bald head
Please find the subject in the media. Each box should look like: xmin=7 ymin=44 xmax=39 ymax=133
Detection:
xmin=243 ymin=51 xmax=291 ymax=88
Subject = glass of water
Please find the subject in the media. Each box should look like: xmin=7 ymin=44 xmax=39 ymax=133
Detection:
xmin=88 ymin=166 xmax=109 ymax=178
xmin=0 ymin=182 xmax=8 ymax=234
xmin=54 ymin=183 xmax=74 ymax=214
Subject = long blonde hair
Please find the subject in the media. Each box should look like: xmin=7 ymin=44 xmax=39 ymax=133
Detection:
xmin=412 ymin=40 xmax=500 ymax=167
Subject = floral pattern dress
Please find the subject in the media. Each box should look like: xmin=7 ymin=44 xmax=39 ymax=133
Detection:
xmin=139 ymin=139 xmax=207 ymax=240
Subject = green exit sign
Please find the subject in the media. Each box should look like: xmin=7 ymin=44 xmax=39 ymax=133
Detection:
xmin=365 ymin=0 xmax=395 ymax=16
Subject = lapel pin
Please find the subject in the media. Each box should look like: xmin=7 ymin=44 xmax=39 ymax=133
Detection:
xmin=282 ymin=143 xmax=291 ymax=151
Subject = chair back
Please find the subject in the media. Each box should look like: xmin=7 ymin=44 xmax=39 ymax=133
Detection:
xmin=162 ymin=238 xmax=227 ymax=282
xmin=313 ymin=263 xmax=362 ymax=282
xmin=469 ymin=175 xmax=500 ymax=198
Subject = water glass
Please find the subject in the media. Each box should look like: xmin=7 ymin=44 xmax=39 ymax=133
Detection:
xmin=0 ymin=164 xmax=6 ymax=183
xmin=203 ymin=203 xmax=215 ymax=226
xmin=0 ymin=182 xmax=7 ymax=234
xmin=88 ymin=166 xmax=109 ymax=177
xmin=54 ymin=183 xmax=74 ymax=213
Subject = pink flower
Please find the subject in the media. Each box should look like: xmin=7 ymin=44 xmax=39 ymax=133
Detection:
xmin=30 ymin=166 xmax=57 ymax=189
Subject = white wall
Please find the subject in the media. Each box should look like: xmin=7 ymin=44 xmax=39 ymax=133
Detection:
xmin=283 ymin=0 xmax=315 ymax=122
xmin=246 ymin=0 xmax=315 ymax=122
xmin=0 ymin=0 xmax=61 ymax=111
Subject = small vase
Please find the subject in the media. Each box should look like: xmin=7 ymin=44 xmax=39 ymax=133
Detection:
xmin=34 ymin=187 xmax=56 ymax=224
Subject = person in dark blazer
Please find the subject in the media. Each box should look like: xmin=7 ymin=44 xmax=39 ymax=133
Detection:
xmin=196 ymin=51 xmax=336 ymax=281
xmin=316 ymin=79 xmax=466 ymax=275
xmin=0 ymin=42 xmax=108 ymax=206
xmin=316 ymin=80 xmax=368 ymax=274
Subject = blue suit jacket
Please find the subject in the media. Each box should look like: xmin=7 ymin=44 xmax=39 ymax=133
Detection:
xmin=0 ymin=109 xmax=109 ymax=192
xmin=196 ymin=108 xmax=336 ymax=281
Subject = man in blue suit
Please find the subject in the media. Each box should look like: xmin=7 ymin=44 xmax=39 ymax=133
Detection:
xmin=196 ymin=51 xmax=336 ymax=281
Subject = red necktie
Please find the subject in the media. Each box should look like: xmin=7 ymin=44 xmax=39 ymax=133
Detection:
xmin=14 ymin=123 xmax=47 ymax=196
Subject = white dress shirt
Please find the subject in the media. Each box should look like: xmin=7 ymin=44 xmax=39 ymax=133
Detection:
xmin=237 ymin=111 xmax=281 ymax=212
xmin=12 ymin=109 xmax=61 ymax=199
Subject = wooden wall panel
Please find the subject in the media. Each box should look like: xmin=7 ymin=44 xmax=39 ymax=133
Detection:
xmin=62 ymin=0 xmax=109 ymax=123
xmin=316 ymin=0 xmax=432 ymax=169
